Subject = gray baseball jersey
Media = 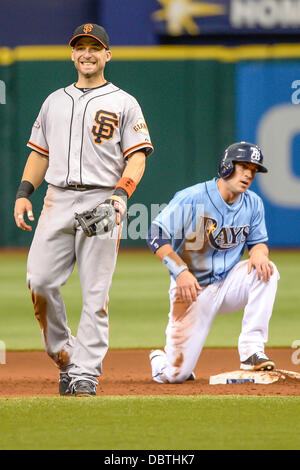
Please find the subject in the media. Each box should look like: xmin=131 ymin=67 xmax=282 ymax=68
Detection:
xmin=27 ymin=82 xmax=153 ymax=187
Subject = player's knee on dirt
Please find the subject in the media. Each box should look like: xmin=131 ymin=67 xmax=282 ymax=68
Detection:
xmin=166 ymin=370 xmax=193 ymax=384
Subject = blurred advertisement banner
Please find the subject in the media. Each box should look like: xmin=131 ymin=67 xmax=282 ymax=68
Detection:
xmin=2 ymin=1 xmax=300 ymax=48
xmin=152 ymin=0 xmax=300 ymax=36
xmin=236 ymin=63 xmax=300 ymax=247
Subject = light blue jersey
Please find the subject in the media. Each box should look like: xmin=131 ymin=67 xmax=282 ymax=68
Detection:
xmin=151 ymin=178 xmax=268 ymax=285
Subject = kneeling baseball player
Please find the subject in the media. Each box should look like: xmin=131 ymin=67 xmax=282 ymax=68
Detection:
xmin=147 ymin=142 xmax=279 ymax=384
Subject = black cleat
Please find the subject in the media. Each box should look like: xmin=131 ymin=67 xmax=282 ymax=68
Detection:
xmin=72 ymin=380 xmax=97 ymax=397
xmin=240 ymin=352 xmax=275 ymax=371
xmin=187 ymin=372 xmax=196 ymax=381
xmin=59 ymin=372 xmax=72 ymax=396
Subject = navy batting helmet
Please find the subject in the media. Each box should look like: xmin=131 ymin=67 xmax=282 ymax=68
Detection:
xmin=218 ymin=142 xmax=268 ymax=179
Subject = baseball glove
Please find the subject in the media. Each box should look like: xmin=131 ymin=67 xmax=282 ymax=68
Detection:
xmin=75 ymin=195 xmax=127 ymax=237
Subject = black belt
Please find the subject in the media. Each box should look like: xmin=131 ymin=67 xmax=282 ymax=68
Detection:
xmin=64 ymin=184 xmax=114 ymax=192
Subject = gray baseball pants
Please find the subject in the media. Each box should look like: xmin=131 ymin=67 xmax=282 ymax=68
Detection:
xmin=27 ymin=184 xmax=120 ymax=384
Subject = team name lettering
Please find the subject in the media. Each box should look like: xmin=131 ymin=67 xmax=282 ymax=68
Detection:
xmin=91 ymin=110 xmax=119 ymax=144
xmin=204 ymin=217 xmax=250 ymax=250
xmin=231 ymin=0 xmax=300 ymax=29
xmin=133 ymin=121 xmax=148 ymax=133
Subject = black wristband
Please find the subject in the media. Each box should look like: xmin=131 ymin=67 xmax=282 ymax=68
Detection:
xmin=16 ymin=180 xmax=35 ymax=200
xmin=147 ymin=224 xmax=171 ymax=254
xmin=113 ymin=187 xmax=128 ymax=200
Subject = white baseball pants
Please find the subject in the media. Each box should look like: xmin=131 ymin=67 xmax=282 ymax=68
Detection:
xmin=152 ymin=259 xmax=279 ymax=383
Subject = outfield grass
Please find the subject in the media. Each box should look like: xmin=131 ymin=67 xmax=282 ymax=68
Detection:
xmin=0 ymin=249 xmax=299 ymax=350
xmin=0 ymin=395 xmax=299 ymax=450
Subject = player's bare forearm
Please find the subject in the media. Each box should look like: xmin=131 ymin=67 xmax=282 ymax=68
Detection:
xmin=248 ymin=243 xmax=274 ymax=281
xmin=122 ymin=151 xmax=146 ymax=185
xmin=156 ymin=244 xmax=201 ymax=304
xmin=249 ymin=242 xmax=269 ymax=256
xmin=14 ymin=151 xmax=49 ymax=231
xmin=155 ymin=243 xmax=174 ymax=262
xmin=22 ymin=150 xmax=49 ymax=188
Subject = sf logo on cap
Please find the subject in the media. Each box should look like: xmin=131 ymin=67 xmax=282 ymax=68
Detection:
xmin=83 ymin=24 xmax=94 ymax=33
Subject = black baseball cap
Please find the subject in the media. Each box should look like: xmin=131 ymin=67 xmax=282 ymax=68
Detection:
xmin=69 ymin=23 xmax=109 ymax=49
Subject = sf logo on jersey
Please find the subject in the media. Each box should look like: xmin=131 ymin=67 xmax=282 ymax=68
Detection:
xmin=204 ymin=217 xmax=250 ymax=250
xmin=91 ymin=110 xmax=119 ymax=144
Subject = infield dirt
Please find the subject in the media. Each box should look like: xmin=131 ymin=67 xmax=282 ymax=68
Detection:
xmin=0 ymin=348 xmax=299 ymax=397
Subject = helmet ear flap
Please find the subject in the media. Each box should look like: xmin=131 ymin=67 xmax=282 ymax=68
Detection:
xmin=218 ymin=160 xmax=234 ymax=179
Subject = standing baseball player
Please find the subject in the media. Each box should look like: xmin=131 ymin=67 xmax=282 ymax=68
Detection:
xmin=147 ymin=142 xmax=279 ymax=383
xmin=14 ymin=23 xmax=153 ymax=396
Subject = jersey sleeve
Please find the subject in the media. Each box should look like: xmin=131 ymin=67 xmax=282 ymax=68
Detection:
xmin=120 ymin=101 xmax=154 ymax=159
xmin=27 ymin=98 xmax=49 ymax=157
xmin=246 ymin=196 xmax=268 ymax=246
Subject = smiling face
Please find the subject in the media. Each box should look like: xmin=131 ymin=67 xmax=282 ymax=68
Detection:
xmin=218 ymin=162 xmax=259 ymax=204
xmin=71 ymin=36 xmax=112 ymax=86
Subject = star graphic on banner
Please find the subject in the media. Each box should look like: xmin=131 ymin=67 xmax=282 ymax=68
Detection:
xmin=152 ymin=0 xmax=225 ymax=35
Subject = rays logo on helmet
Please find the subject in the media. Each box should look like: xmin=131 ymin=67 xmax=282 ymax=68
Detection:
xmin=250 ymin=147 xmax=261 ymax=162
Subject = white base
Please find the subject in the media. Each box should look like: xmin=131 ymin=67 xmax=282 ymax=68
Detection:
xmin=209 ymin=369 xmax=300 ymax=385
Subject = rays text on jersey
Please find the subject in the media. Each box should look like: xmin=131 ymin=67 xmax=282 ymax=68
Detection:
xmin=204 ymin=217 xmax=250 ymax=250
